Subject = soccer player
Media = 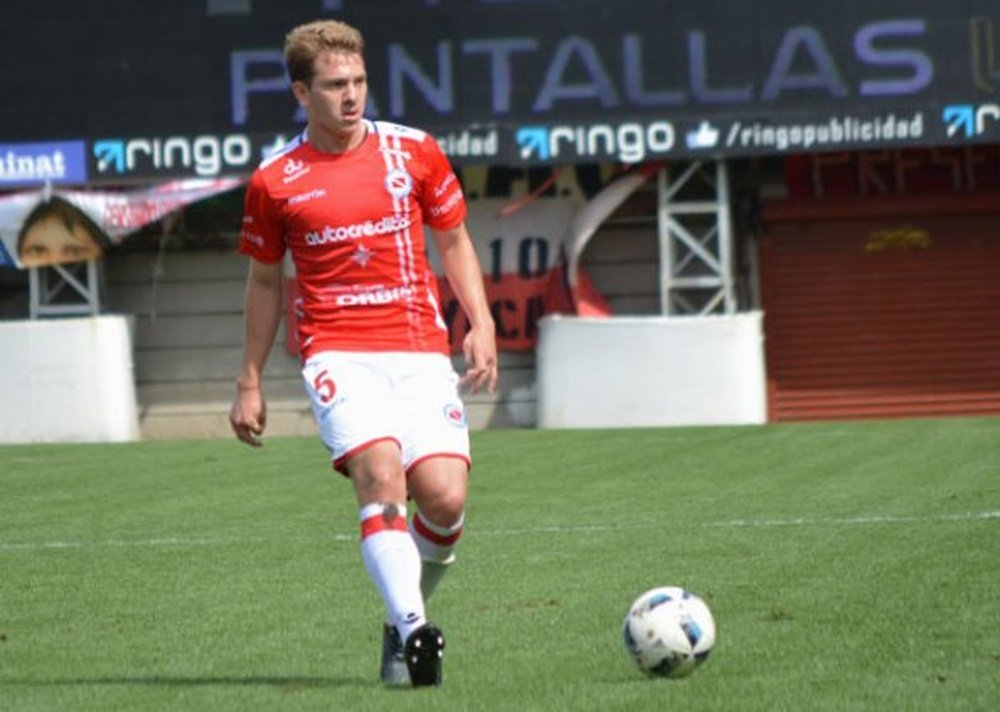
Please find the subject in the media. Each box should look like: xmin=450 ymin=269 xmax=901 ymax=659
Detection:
xmin=228 ymin=19 xmax=497 ymax=687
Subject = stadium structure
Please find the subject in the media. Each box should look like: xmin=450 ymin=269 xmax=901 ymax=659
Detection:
xmin=1 ymin=0 xmax=998 ymax=442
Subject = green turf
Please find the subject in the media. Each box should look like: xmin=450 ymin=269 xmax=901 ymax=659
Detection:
xmin=1 ymin=418 xmax=999 ymax=710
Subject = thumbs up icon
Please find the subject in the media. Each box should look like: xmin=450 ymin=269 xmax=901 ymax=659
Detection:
xmin=686 ymin=121 xmax=720 ymax=149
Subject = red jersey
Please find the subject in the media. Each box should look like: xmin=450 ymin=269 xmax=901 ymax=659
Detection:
xmin=240 ymin=119 xmax=467 ymax=359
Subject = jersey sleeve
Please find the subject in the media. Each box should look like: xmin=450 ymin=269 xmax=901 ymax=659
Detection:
xmin=418 ymin=137 xmax=467 ymax=231
xmin=239 ymin=169 xmax=286 ymax=264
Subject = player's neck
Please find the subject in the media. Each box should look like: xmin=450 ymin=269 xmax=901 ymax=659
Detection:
xmin=306 ymin=122 xmax=367 ymax=154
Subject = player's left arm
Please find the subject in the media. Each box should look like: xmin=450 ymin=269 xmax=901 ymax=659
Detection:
xmin=434 ymin=223 xmax=498 ymax=395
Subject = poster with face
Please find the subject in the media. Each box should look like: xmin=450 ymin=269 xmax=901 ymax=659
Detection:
xmin=7 ymin=195 xmax=109 ymax=268
xmin=0 ymin=178 xmax=244 ymax=269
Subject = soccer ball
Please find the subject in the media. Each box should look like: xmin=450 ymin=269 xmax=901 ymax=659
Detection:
xmin=622 ymin=586 xmax=716 ymax=678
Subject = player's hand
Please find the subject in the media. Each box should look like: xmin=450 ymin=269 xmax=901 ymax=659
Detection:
xmin=229 ymin=386 xmax=267 ymax=447
xmin=460 ymin=325 xmax=498 ymax=395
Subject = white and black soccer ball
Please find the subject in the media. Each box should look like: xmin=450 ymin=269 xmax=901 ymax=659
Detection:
xmin=622 ymin=586 xmax=716 ymax=678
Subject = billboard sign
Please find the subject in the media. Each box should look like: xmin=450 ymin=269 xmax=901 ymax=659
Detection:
xmin=0 ymin=141 xmax=87 ymax=187
xmin=0 ymin=178 xmax=242 ymax=269
xmin=1 ymin=1 xmax=999 ymax=176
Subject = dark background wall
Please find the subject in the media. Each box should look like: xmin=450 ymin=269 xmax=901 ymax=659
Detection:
xmin=2 ymin=0 xmax=1000 ymax=183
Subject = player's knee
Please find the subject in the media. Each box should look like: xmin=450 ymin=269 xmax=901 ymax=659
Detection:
xmin=417 ymin=488 xmax=466 ymax=527
xmin=350 ymin=461 xmax=407 ymax=502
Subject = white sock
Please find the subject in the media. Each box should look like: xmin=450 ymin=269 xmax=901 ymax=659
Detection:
xmin=359 ymin=502 xmax=425 ymax=642
xmin=410 ymin=510 xmax=464 ymax=601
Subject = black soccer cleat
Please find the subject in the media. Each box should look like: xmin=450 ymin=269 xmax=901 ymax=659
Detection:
xmin=403 ymin=622 xmax=445 ymax=687
xmin=381 ymin=622 xmax=410 ymax=686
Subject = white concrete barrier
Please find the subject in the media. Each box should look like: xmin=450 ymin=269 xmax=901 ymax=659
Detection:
xmin=0 ymin=315 xmax=139 ymax=443
xmin=536 ymin=313 xmax=767 ymax=428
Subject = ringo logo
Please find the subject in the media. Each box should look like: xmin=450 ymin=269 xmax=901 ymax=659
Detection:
xmin=517 ymin=121 xmax=675 ymax=163
xmin=943 ymin=103 xmax=1000 ymax=138
xmin=93 ymin=134 xmax=251 ymax=177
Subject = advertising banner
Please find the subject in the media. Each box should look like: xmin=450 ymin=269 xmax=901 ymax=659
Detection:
xmin=1 ymin=1 xmax=999 ymax=179
xmin=0 ymin=141 xmax=88 ymax=187
xmin=0 ymin=179 xmax=243 ymax=269
xmin=433 ymin=197 xmax=578 ymax=352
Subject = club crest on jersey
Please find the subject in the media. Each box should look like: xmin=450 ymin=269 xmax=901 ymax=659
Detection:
xmin=443 ymin=403 xmax=467 ymax=427
xmin=384 ymin=168 xmax=413 ymax=199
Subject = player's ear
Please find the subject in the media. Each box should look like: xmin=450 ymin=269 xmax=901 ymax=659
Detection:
xmin=291 ymin=80 xmax=311 ymax=108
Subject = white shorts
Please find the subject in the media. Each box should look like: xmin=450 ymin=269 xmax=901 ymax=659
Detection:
xmin=301 ymin=351 xmax=470 ymax=475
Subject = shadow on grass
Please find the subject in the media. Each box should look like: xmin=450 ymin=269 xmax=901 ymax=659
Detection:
xmin=1 ymin=675 xmax=371 ymax=690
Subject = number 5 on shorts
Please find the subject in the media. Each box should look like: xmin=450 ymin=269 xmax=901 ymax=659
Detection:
xmin=313 ymin=369 xmax=336 ymax=404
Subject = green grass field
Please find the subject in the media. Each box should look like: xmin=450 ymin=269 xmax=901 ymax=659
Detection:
xmin=2 ymin=418 xmax=999 ymax=711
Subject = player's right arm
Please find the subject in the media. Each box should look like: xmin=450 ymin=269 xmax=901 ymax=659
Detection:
xmin=230 ymin=165 xmax=288 ymax=447
xmin=229 ymin=257 xmax=284 ymax=447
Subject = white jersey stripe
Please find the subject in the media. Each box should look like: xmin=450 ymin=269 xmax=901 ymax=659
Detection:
xmin=375 ymin=127 xmax=411 ymax=290
xmin=378 ymin=128 xmax=422 ymax=346
xmin=394 ymin=129 xmax=419 ymax=286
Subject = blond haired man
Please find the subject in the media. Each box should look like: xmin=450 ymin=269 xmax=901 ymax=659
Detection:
xmin=229 ymin=19 xmax=497 ymax=687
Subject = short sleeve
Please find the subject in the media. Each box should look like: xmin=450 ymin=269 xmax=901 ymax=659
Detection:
xmin=239 ymin=170 xmax=286 ymax=263
xmin=419 ymin=138 xmax=467 ymax=231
